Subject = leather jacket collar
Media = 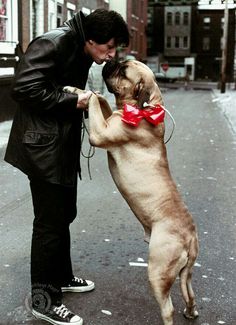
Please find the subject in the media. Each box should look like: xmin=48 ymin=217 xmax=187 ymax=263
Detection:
xmin=65 ymin=11 xmax=86 ymax=45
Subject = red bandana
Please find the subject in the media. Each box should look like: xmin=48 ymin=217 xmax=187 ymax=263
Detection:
xmin=121 ymin=103 xmax=165 ymax=127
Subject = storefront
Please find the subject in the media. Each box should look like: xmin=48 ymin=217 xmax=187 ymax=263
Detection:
xmin=0 ymin=0 xmax=19 ymax=121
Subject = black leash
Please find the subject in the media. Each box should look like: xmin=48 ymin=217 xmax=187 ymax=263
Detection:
xmin=80 ymin=113 xmax=95 ymax=180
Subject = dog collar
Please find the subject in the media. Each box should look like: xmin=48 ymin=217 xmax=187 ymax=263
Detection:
xmin=121 ymin=103 xmax=165 ymax=127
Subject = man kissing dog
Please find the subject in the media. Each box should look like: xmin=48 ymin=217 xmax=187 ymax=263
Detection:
xmin=64 ymin=59 xmax=199 ymax=325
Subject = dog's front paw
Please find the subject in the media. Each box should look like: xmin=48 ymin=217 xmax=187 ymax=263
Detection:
xmin=63 ymin=86 xmax=77 ymax=94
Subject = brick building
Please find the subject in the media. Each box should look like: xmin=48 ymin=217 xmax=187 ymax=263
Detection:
xmin=147 ymin=0 xmax=236 ymax=82
xmin=109 ymin=0 xmax=148 ymax=61
xmin=195 ymin=3 xmax=235 ymax=81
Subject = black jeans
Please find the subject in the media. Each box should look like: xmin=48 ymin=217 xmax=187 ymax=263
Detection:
xmin=29 ymin=177 xmax=77 ymax=309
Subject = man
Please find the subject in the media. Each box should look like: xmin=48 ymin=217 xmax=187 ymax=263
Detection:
xmin=4 ymin=9 xmax=129 ymax=325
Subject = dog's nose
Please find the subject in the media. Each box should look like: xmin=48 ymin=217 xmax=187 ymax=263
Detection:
xmin=102 ymin=59 xmax=120 ymax=80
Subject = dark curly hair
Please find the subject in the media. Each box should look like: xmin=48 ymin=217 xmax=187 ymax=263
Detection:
xmin=83 ymin=9 xmax=130 ymax=47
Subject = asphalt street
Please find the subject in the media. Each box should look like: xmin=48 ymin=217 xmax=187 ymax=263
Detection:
xmin=0 ymin=88 xmax=236 ymax=325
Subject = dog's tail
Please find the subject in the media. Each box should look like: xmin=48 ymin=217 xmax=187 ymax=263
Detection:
xmin=179 ymin=236 xmax=198 ymax=312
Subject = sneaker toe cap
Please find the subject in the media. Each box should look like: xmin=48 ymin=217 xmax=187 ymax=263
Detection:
xmin=86 ymin=280 xmax=95 ymax=288
xmin=71 ymin=314 xmax=83 ymax=323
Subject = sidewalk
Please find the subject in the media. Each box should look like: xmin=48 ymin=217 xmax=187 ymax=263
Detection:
xmin=211 ymin=87 xmax=236 ymax=135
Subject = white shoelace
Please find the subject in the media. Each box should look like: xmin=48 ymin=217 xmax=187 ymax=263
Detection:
xmin=73 ymin=276 xmax=85 ymax=284
xmin=54 ymin=304 xmax=71 ymax=318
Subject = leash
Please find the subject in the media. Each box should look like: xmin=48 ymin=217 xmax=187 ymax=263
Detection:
xmin=143 ymin=102 xmax=176 ymax=144
xmin=80 ymin=113 xmax=95 ymax=180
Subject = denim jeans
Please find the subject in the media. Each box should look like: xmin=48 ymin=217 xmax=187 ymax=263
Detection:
xmin=29 ymin=177 xmax=77 ymax=309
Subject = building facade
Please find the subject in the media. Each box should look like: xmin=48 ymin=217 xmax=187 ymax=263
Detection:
xmin=147 ymin=0 xmax=236 ymax=82
xmin=195 ymin=3 xmax=235 ymax=81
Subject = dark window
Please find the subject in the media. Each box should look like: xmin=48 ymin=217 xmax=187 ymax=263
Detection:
xmin=183 ymin=36 xmax=188 ymax=48
xmin=57 ymin=4 xmax=63 ymax=27
xmin=166 ymin=36 xmax=171 ymax=48
xmin=0 ymin=0 xmax=7 ymax=41
xmin=167 ymin=12 xmax=172 ymax=25
xmin=203 ymin=37 xmax=210 ymax=51
xmin=175 ymin=12 xmax=180 ymax=25
xmin=175 ymin=36 xmax=180 ymax=48
xmin=183 ymin=12 xmax=189 ymax=25
xmin=203 ymin=17 xmax=210 ymax=29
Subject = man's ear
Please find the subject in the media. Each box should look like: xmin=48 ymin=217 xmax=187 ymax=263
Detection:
xmin=133 ymin=79 xmax=150 ymax=108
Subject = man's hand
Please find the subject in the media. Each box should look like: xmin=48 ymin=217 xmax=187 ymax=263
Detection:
xmin=77 ymin=91 xmax=93 ymax=109
xmin=63 ymin=86 xmax=92 ymax=110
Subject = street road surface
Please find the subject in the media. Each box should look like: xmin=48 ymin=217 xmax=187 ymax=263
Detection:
xmin=0 ymin=88 xmax=235 ymax=325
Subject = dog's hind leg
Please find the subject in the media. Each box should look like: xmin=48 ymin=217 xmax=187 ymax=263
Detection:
xmin=148 ymin=233 xmax=185 ymax=325
xmin=180 ymin=266 xmax=199 ymax=319
xmin=179 ymin=238 xmax=199 ymax=319
xmin=148 ymin=250 xmax=176 ymax=325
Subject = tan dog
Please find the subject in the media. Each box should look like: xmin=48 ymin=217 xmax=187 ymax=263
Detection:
xmin=64 ymin=60 xmax=199 ymax=325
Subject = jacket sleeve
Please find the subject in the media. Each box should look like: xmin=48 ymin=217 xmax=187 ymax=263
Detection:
xmin=11 ymin=37 xmax=78 ymax=112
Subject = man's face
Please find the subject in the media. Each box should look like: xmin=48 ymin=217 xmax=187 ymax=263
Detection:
xmin=85 ymin=38 xmax=117 ymax=64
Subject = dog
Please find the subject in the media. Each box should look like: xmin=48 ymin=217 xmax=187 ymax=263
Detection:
xmin=64 ymin=59 xmax=199 ymax=325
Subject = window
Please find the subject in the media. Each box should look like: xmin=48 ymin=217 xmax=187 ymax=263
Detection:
xmin=175 ymin=12 xmax=180 ymax=25
xmin=183 ymin=12 xmax=189 ymax=25
xmin=0 ymin=0 xmax=18 ymax=75
xmin=57 ymin=3 xmax=63 ymax=27
xmin=203 ymin=17 xmax=210 ymax=29
xmin=203 ymin=37 xmax=210 ymax=51
xmin=175 ymin=36 xmax=180 ymax=48
xmin=220 ymin=36 xmax=224 ymax=50
xmin=0 ymin=0 xmax=7 ymax=41
xmin=221 ymin=17 xmax=225 ymax=30
xmin=183 ymin=36 xmax=188 ymax=48
xmin=132 ymin=0 xmax=138 ymax=17
xmin=81 ymin=7 xmax=90 ymax=15
xmin=140 ymin=0 xmax=144 ymax=21
xmin=167 ymin=12 xmax=172 ymax=25
xmin=166 ymin=36 xmax=171 ymax=48
xmin=67 ymin=9 xmax=74 ymax=20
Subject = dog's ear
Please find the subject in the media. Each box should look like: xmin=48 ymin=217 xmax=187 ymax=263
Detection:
xmin=133 ymin=79 xmax=150 ymax=108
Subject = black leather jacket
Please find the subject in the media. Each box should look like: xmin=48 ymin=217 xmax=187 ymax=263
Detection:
xmin=4 ymin=13 xmax=93 ymax=186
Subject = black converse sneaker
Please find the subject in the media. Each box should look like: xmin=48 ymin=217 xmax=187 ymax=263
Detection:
xmin=32 ymin=304 xmax=83 ymax=325
xmin=61 ymin=276 xmax=95 ymax=293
